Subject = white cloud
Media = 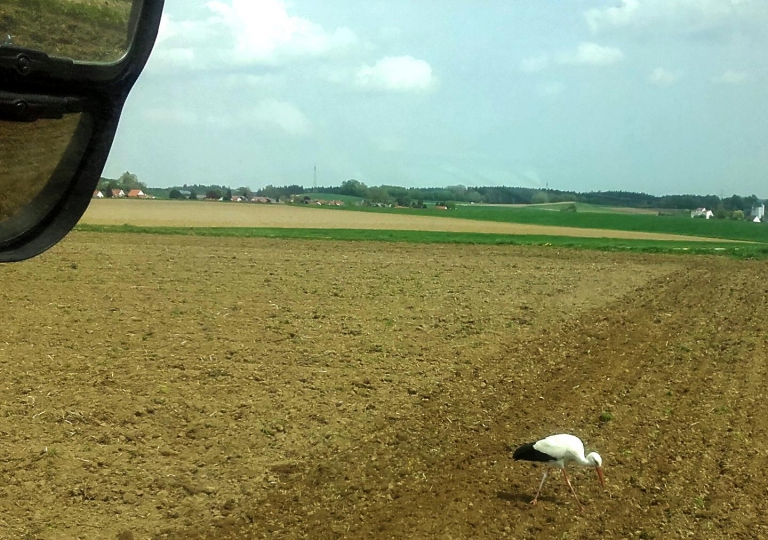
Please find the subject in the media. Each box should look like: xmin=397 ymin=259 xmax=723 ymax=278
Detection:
xmin=147 ymin=1 xmax=435 ymax=102
xmin=152 ymin=0 xmax=358 ymax=70
xmin=585 ymin=0 xmax=768 ymax=39
xmin=154 ymin=14 xmax=221 ymax=48
xmin=712 ymin=70 xmax=748 ymax=84
xmin=559 ymin=42 xmax=624 ymax=66
xmin=648 ymin=68 xmax=681 ymax=87
xmin=245 ymin=99 xmax=312 ymax=136
xmin=520 ymin=55 xmax=549 ymax=73
xmin=521 ymin=43 xmax=621 ymax=77
xmin=141 ymin=99 xmax=311 ymax=136
xmin=355 ymin=56 xmax=436 ymax=92
xmin=585 ymin=0 xmax=641 ymax=33
xmin=206 ymin=0 xmax=357 ymax=65
xmin=148 ymin=47 xmax=197 ymax=71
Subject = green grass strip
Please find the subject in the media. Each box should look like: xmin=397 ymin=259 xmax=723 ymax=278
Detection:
xmin=73 ymin=224 xmax=768 ymax=259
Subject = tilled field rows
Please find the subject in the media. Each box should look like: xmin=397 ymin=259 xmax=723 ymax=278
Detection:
xmin=229 ymin=258 xmax=768 ymax=540
xmin=0 ymin=233 xmax=765 ymax=540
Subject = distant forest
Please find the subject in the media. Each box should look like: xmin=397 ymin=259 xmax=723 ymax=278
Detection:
xmin=253 ymin=180 xmax=761 ymax=213
xmin=101 ymin=174 xmax=762 ymax=213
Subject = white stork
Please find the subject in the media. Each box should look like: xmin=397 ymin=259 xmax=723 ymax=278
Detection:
xmin=512 ymin=433 xmax=605 ymax=508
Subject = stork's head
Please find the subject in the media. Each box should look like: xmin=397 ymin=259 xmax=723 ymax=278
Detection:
xmin=586 ymin=452 xmax=605 ymax=488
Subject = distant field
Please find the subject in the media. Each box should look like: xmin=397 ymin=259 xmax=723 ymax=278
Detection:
xmin=481 ymin=201 xmax=674 ymax=215
xmin=80 ymin=199 xmax=740 ymax=244
xmin=336 ymin=204 xmax=767 ymax=243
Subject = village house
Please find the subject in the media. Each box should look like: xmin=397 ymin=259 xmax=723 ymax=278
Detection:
xmin=111 ymin=189 xmax=126 ymax=198
xmin=127 ymin=189 xmax=147 ymax=198
xmin=92 ymin=190 xmax=104 ymax=198
xmin=690 ymin=207 xmax=713 ymax=219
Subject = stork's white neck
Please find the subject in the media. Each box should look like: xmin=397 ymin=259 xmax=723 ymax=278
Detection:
xmin=573 ymin=452 xmax=591 ymax=466
xmin=574 ymin=451 xmax=601 ymax=467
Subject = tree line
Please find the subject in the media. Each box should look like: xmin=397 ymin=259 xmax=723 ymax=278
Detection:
xmin=306 ymin=180 xmax=761 ymax=212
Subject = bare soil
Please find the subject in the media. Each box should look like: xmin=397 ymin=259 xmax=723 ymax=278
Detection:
xmin=81 ymin=199 xmax=732 ymax=243
xmin=1 ymin=233 xmax=767 ymax=540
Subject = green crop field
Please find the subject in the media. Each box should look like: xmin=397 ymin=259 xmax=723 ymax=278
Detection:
xmin=325 ymin=204 xmax=768 ymax=244
xmin=489 ymin=201 xmax=678 ymax=215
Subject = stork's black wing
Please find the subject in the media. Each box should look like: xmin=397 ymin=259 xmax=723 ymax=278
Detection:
xmin=512 ymin=442 xmax=558 ymax=463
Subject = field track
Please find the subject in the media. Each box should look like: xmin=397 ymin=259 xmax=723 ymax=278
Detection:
xmin=80 ymin=199 xmax=736 ymax=243
xmin=2 ymin=233 xmax=767 ymax=539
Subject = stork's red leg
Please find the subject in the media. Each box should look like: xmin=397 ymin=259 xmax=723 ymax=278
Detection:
xmin=530 ymin=469 xmax=548 ymax=505
xmin=561 ymin=468 xmax=583 ymax=510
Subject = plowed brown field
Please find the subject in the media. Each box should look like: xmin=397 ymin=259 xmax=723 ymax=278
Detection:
xmin=1 ymin=232 xmax=766 ymax=540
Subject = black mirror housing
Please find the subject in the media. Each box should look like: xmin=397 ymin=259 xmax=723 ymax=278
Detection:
xmin=0 ymin=0 xmax=164 ymax=262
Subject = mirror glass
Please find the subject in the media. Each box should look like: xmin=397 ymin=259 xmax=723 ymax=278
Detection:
xmin=0 ymin=113 xmax=87 ymax=240
xmin=0 ymin=0 xmax=137 ymax=63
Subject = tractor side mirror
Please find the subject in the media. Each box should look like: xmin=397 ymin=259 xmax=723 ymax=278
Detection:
xmin=0 ymin=0 xmax=164 ymax=262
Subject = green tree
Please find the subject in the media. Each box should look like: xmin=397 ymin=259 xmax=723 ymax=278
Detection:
xmin=465 ymin=190 xmax=482 ymax=203
xmin=101 ymin=180 xmax=118 ymax=197
xmin=118 ymin=171 xmax=145 ymax=190
xmin=340 ymin=179 xmax=369 ymax=198
xmin=732 ymin=210 xmax=745 ymax=221
xmin=714 ymin=206 xmax=729 ymax=219
xmin=188 ymin=189 xmax=198 ymax=200
xmin=169 ymin=189 xmax=182 ymax=200
xmin=368 ymin=187 xmax=390 ymax=205
xmin=722 ymin=194 xmax=745 ymax=211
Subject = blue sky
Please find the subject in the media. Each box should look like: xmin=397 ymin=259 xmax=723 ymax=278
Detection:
xmin=104 ymin=0 xmax=768 ymax=197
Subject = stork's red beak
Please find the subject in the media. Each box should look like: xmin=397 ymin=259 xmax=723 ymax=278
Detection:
xmin=596 ymin=466 xmax=605 ymax=489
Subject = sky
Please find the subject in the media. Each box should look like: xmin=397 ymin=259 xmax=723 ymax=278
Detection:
xmin=103 ymin=0 xmax=768 ymax=197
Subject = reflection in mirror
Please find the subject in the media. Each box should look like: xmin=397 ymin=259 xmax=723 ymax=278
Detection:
xmin=0 ymin=0 xmax=136 ymax=63
xmin=0 ymin=113 xmax=83 ymax=230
